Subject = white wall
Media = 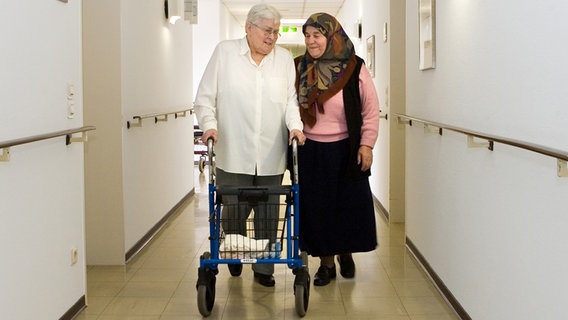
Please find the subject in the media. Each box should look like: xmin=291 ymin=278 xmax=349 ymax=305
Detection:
xmin=121 ymin=0 xmax=194 ymax=254
xmin=83 ymin=0 xmax=195 ymax=264
xmin=0 ymin=1 xmax=86 ymax=318
xmin=405 ymin=1 xmax=568 ymax=318
xmin=193 ymin=1 xmax=243 ymax=100
xmin=192 ymin=0 xmax=221 ymax=100
xmin=365 ymin=0 xmax=391 ymax=214
xmin=339 ymin=0 xmax=393 ymax=217
xmin=220 ymin=2 xmax=246 ymax=40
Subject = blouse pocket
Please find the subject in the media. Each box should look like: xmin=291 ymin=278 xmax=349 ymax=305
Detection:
xmin=267 ymin=77 xmax=287 ymax=104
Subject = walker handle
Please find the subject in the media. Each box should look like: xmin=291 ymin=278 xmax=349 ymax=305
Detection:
xmin=207 ymin=137 xmax=215 ymax=185
xmin=291 ymin=137 xmax=299 ymax=185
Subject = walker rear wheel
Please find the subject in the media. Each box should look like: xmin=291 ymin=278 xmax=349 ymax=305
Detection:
xmin=198 ymin=156 xmax=206 ymax=173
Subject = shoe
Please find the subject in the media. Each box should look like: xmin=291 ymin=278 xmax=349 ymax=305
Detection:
xmin=228 ymin=264 xmax=242 ymax=276
xmin=314 ymin=265 xmax=336 ymax=286
xmin=337 ymin=254 xmax=355 ymax=278
xmin=254 ymin=272 xmax=275 ymax=287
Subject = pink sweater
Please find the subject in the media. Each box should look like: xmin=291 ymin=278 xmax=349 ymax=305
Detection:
xmin=304 ymin=65 xmax=379 ymax=148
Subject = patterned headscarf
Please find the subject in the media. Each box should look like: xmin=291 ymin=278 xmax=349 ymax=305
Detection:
xmin=296 ymin=12 xmax=357 ymax=127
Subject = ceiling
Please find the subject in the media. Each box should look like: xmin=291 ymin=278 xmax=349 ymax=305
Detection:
xmin=221 ymin=0 xmax=346 ymax=26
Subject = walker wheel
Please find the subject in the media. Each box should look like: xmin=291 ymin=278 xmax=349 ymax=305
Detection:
xmin=197 ymin=271 xmax=216 ymax=317
xmin=198 ymin=156 xmax=206 ymax=173
xmin=294 ymin=269 xmax=310 ymax=317
xmin=294 ymin=283 xmax=309 ymax=317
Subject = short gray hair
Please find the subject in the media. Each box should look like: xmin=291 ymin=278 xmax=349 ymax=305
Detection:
xmin=246 ymin=3 xmax=282 ymax=25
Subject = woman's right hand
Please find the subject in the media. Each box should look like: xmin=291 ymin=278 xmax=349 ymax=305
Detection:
xmin=289 ymin=129 xmax=306 ymax=146
xmin=202 ymin=129 xmax=218 ymax=144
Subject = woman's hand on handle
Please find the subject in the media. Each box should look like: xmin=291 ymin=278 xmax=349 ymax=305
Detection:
xmin=201 ymin=129 xmax=218 ymax=144
xmin=289 ymin=129 xmax=306 ymax=146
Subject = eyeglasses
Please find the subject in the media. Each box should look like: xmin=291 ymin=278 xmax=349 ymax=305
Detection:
xmin=251 ymin=23 xmax=281 ymax=38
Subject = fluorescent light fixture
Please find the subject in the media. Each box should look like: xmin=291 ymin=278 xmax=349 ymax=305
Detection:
xmin=280 ymin=19 xmax=306 ymax=25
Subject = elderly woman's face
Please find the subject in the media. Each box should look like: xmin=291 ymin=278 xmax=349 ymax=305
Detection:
xmin=247 ymin=18 xmax=280 ymax=56
xmin=304 ymin=25 xmax=327 ymax=59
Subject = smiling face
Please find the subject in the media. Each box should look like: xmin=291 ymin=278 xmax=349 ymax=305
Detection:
xmin=304 ymin=25 xmax=327 ymax=59
xmin=246 ymin=18 xmax=280 ymax=58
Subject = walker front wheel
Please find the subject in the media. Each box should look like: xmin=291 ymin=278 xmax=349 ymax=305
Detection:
xmin=293 ymin=268 xmax=310 ymax=317
xmin=294 ymin=283 xmax=309 ymax=317
xmin=197 ymin=282 xmax=215 ymax=317
xmin=196 ymin=266 xmax=216 ymax=317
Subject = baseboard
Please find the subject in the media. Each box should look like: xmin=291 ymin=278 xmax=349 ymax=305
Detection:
xmin=59 ymin=295 xmax=85 ymax=320
xmin=406 ymin=237 xmax=471 ymax=320
xmin=372 ymin=195 xmax=389 ymax=221
xmin=125 ymin=189 xmax=195 ymax=263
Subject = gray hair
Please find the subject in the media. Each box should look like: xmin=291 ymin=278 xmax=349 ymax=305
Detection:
xmin=246 ymin=3 xmax=282 ymax=25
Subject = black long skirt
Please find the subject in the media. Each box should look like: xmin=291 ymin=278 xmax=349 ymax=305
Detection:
xmin=297 ymin=138 xmax=378 ymax=257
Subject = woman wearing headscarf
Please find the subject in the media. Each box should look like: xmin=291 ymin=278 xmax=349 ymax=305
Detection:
xmin=295 ymin=13 xmax=380 ymax=286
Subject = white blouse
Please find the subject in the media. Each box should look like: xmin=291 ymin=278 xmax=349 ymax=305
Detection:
xmin=194 ymin=37 xmax=303 ymax=176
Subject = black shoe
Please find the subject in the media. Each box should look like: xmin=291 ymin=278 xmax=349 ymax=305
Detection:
xmin=228 ymin=264 xmax=242 ymax=276
xmin=254 ymin=272 xmax=275 ymax=287
xmin=314 ymin=265 xmax=336 ymax=286
xmin=337 ymin=254 xmax=355 ymax=278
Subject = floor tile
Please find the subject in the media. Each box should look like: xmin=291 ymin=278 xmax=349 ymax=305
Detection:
xmin=100 ymin=297 xmax=170 ymax=316
xmin=117 ymin=281 xmax=179 ymax=297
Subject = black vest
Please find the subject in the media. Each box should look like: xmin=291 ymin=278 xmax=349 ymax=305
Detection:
xmin=343 ymin=56 xmax=371 ymax=180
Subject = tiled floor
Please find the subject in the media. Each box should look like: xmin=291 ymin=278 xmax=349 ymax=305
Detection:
xmin=76 ymin=168 xmax=458 ymax=320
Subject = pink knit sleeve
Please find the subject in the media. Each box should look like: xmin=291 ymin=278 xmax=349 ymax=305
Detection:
xmin=359 ymin=65 xmax=380 ymax=148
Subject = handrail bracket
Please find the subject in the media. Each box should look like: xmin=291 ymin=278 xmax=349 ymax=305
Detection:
xmin=155 ymin=114 xmax=168 ymax=123
xmin=127 ymin=116 xmax=142 ymax=129
xmin=0 ymin=148 xmax=10 ymax=162
xmin=397 ymin=116 xmax=412 ymax=126
xmin=558 ymin=159 xmax=568 ymax=177
xmin=175 ymin=110 xmax=188 ymax=118
xmin=424 ymin=124 xmax=442 ymax=135
xmin=66 ymin=131 xmax=89 ymax=145
xmin=468 ymin=135 xmax=493 ymax=151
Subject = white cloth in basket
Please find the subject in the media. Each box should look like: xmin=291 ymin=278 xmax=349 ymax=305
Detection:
xmin=219 ymin=234 xmax=270 ymax=259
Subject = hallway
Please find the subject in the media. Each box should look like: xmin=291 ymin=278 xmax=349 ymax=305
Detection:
xmin=76 ymin=168 xmax=457 ymax=320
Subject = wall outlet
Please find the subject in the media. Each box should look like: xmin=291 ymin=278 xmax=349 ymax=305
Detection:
xmin=70 ymin=247 xmax=78 ymax=265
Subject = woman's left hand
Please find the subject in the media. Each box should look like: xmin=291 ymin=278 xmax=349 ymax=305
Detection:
xmin=357 ymin=145 xmax=373 ymax=171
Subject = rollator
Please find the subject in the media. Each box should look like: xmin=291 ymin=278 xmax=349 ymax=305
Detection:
xmin=195 ymin=137 xmax=310 ymax=317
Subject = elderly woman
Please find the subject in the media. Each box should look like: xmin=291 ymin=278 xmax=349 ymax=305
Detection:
xmin=295 ymin=13 xmax=380 ymax=286
xmin=194 ymin=3 xmax=305 ymax=287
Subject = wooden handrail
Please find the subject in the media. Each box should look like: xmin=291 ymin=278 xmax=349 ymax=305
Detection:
xmin=127 ymin=108 xmax=193 ymax=129
xmin=394 ymin=113 xmax=568 ymax=176
xmin=0 ymin=126 xmax=96 ymax=162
